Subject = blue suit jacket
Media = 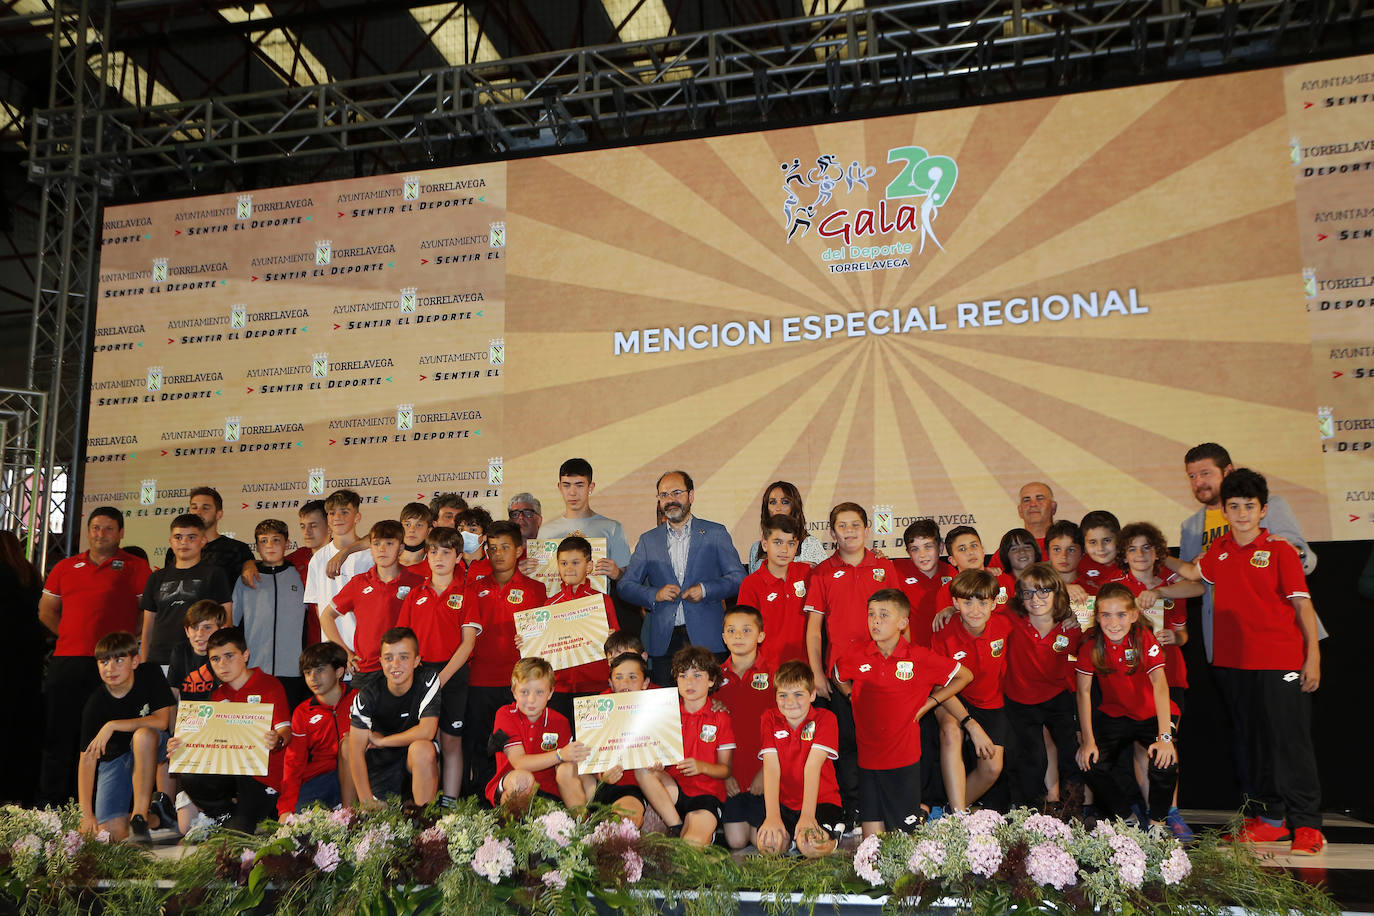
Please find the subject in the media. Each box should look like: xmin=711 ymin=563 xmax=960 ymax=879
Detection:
xmin=618 ymin=517 xmax=745 ymax=656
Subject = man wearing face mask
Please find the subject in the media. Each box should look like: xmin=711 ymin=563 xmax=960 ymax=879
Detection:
xmin=619 ymin=471 xmax=745 ymax=686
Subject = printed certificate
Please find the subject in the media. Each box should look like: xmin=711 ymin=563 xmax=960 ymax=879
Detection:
xmin=169 ymin=701 xmax=273 ymax=776
xmin=574 ymin=688 xmax=683 ymax=775
xmin=525 ymin=537 xmax=608 ymax=597
xmin=513 ymin=593 xmax=612 ymax=670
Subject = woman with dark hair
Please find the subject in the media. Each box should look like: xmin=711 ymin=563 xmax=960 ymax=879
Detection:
xmin=0 ymin=531 xmax=46 ymax=804
xmin=996 ymin=528 xmax=1041 ymax=579
xmin=745 ymin=481 xmax=828 ymax=572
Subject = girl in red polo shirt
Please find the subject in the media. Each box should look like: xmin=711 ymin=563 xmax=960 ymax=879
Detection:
xmin=1074 ymin=583 xmax=1178 ymax=829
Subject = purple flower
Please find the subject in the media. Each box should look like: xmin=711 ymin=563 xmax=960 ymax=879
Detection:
xmin=313 ymin=842 xmax=341 ymax=873
xmin=622 ymin=850 xmax=643 ymax=883
xmin=470 ymin=836 xmax=515 ymax=884
xmin=1160 ymin=847 xmax=1192 ymax=885
xmin=1022 ymin=813 xmax=1073 ymax=843
xmin=328 ymin=807 xmax=354 ymax=828
xmin=542 ymin=868 xmax=568 ymax=890
xmin=240 ymin=848 xmax=257 ymax=867
xmin=11 ymin=834 xmax=40 ymax=857
xmin=1109 ymin=834 xmax=1146 ymax=888
xmin=419 ymin=825 xmax=445 ymax=845
xmin=95 ymin=830 xmax=111 ymax=844
xmin=587 ymin=817 xmax=640 ymax=846
xmin=62 ymin=830 xmax=83 ymax=858
xmin=907 ymin=839 xmax=947 ymax=876
xmin=279 ymin=813 xmax=298 ymax=826
xmin=1026 ymin=842 xmax=1078 ymax=890
xmin=853 ymin=835 xmax=882 ymax=885
xmin=536 ymin=811 xmax=577 ymax=848
xmin=963 ymin=809 xmax=1005 ymax=836
xmin=966 ymin=834 xmax=1003 ymax=878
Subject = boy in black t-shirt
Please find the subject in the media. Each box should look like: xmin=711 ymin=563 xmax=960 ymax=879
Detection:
xmin=77 ymin=631 xmax=175 ymax=842
xmin=167 ymin=600 xmax=225 ymax=701
xmin=348 ymin=627 xmax=440 ymax=809
xmin=141 ymin=514 xmax=233 ymax=667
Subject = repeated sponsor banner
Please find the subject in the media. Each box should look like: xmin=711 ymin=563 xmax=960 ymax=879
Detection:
xmin=574 ymin=687 xmax=683 ymax=775
xmin=513 ymin=593 xmax=612 ymax=670
xmin=169 ymin=701 xmax=273 ymax=776
xmin=87 ymin=56 xmax=1374 ymax=559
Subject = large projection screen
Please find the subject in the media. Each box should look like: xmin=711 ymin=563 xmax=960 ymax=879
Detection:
xmin=84 ymin=55 xmax=1374 ymax=555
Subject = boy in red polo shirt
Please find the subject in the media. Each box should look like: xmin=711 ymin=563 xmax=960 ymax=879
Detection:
xmin=463 ymin=521 xmax=545 ymax=801
xmin=932 ymin=569 xmax=1012 ymax=813
xmin=1173 ymin=468 xmax=1323 ymax=855
xmin=173 ymin=626 xmax=291 ymax=834
xmin=396 ymin=526 xmax=476 ymax=804
xmin=737 ymin=515 xmax=810 ymax=667
xmin=486 ymin=658 xmax=588 ymax=809
xmin=322 ymin=520 xmax=424 ymax=688
xmin=804 ymin=502 xmax=896 ymax=824
xmin=279 ymin=642 xmax=356 ymax=815
xmin=751 ymin=661 xmax=844 ymax=857
xmin=1077 ymin=510 xmax=1121 ymax=595
xmin=931 ymin=527 xmax=1015 ymax=631
xmin=638 ymin=646 xmax=735 ymax=846
xmin=893 ymin=519 xmax=954 ymax=647
xmin=540 ymin=536 xmax=619 ymax=722
xmin=835 ymin=589 xmax=972 ymax=837
xmin=399 ymin=502 xmax=434 ymax=576
xmin=717 ymin=607 xmax=778 ymax=849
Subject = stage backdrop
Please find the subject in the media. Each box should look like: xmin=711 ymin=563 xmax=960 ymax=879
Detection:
xmin=85 ymin=55 xmax=1374 ymax=556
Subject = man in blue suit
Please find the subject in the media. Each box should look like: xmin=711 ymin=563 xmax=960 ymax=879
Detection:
xmin=619 ymin=470 xmax=745 ymax=685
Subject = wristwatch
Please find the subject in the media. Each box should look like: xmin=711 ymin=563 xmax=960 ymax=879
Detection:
xmin=1157 ymin=733 xmax=1173 ymax=743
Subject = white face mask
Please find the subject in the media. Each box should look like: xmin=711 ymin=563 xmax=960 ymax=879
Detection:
xmin=461 ymin=531 xmax=481 ymax=554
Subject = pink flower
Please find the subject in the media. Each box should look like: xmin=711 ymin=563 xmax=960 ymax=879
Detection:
xmin=1026 ymin=842 xmax=1078 ymax=890
xmin=622 ymin=850 xmax=644 ymax=884
xmin=1160 ymin=847 xmax=1192 ymax=885
xmin=62 ymin=830 xmax=83 ymax=858
xmin=966 ymin=834 xmax=1003 ymax=878
xmin=1022 ymin=813 xmax=1073 ymax=843
xmin=853 ymin=834 xmax=882 ymax=885
xmin=588 ymin=817 xmax=640 ymax=846
xmin=279 ymin=813 xmax=298 ymax=826
xmin=240 ymin=849 xmax=257 ymax=867
xmin=419 ymin=825 xmax=445 ymax=845
xmin=313 ymin=842 xmax=341 ymax=873
xmin=542 ymin=868 xmax=568 ymax=890
xmin=470 ymin=836 xmax=515 ymax=884
xmin=536 ymin=811 xmax=577 ymax=848
xmin=1109 ymin=835 xmax=1146 ymax=889
xmin=95 ymin=830 xmax=111 ymax=844
xmin=11 ymin=834 xmax=40 ymax=856
xmin=328 ymin=807 xmax=355 ymax=827
xmin=963 ymin=809 xmax=1005 ymax=836
xmin=907 ymin=839 xmax=947 ymax=876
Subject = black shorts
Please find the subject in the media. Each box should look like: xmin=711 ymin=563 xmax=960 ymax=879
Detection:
xmin=592 ymin=781 xmax=644 ymax=807
xmin=422 ymin=662 xmax=468 ymax=737
xmin=365 ymin=746 xmax=410 ymax=801
xmin=720 ymin=791 xmax=765 ymax=825
xmin=858 ymin=761 xmax=923 ymax=832
xmin=674 ymin=792 xmax=722 ymax=822
xmin=964 ymin=703 xmax=1010 ymax=750
xmin=735 ymin=795 xmax=844 ymax=840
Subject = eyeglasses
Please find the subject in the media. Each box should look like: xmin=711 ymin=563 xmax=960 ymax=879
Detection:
xmin=657 ymin=489 xmax=688 ymax=501
xmin=1019 ymin=586 xmax=1055 ymax=599
xmin=508 ymin=509 xmax=539 ymax=520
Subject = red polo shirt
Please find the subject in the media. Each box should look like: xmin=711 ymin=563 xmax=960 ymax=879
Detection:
xmin=716 ymin=657 xmax=776 ymax=790
xmin=933 ymin=571 xmax=1016 ymax=618
xmin=1109 ymin=567 xmax=1189 ymax=688
xmin=486 ymin=704 xmax=571 ymax=803
xmin=1197 ymin=531 xmax=1309 ymax=671
xmin=1002 ymin=613 xmax=1079 ymax=705
xmin=467 ymin=571 xmax=546 ymax=687
xmin=677 ymin=701 xmax=736 ymax=801
xmin=758 ymin=706 xmax=841 ymax=810
xmin=332 ymin=567 xmax=424 ymax=672
xmin=835 ymin=638 xmax=960 ymax=769
xmin=892 ymin=558 xmax=956 ymax=648
xmin=1076 ymin=630 xmax=1176 ymax=721
xmin=544 ymin=583 xmax=618 ymax=694
xmin=1076 ymin=557 xmax=1117 ymax=595
xmin=930 ymin=612 xmax=1012 ymax=709
xmin=738 ymin=562 xmax=811 ymax=667
xmin=459 ymin=556 xmax=493 ymax=589
xmin=43 ymin=550 xmax=151 ymax=657
xmin=804 ymin=550 xmax=898 ymax=669
xmin=396 ymin=576 xmax=472 ymax=665
xmin=213 ymin=668 xmax=290 ymax=789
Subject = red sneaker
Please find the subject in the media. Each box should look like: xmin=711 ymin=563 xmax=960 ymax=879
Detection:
xmin=1225 ymin=817 xmax=1291 ymax=843
xmin=1290 ymin=827 xmax=1326 ymax=856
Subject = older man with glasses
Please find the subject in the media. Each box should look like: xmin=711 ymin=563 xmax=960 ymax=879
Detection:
xmin=619 ymin=470 xmax=745 ymax=686
xmin=506 ymin=493 xmax=543 ymax=541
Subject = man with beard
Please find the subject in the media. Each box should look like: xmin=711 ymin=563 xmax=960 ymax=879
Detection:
xmin=619 ymin=471 xmax=744 ymax=686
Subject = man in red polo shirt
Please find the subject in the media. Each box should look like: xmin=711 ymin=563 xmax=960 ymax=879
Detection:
xmin=37 ymin=507 xmax=151 ymax=806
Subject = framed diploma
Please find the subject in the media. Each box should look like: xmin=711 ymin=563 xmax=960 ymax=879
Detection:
xmin=525 ymin=537 xmax=608 ymax=597
xmin=513 ymin=594 xmax=612 ymax=671
xmin=170 ymin=701 xmax=273 ymax=776
xmin=574 ymin=688 xmax=683 ymax=775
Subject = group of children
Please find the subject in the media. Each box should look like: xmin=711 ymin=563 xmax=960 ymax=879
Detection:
xmin=73 ymin=463 xmax=1324 ymax=859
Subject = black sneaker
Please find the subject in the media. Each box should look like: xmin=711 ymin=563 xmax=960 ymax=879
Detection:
xmin=149 ymin=792 xmax=177 ymax=832
xmin=128 ymin=814 xmax=152 ymax=845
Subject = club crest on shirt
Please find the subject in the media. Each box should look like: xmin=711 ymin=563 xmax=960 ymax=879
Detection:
xmin=700 ymin=724 xmax=718 ymax=742
xmin=793 ymin=580 xmax=806 ymax=598
xmin=996 ymin=587 xmax=1008 ymax=605
xmin=751 ymin=673 xmax=770 ymax=691
xmin=1161 ymin=598 xmax=1174 ymax=610
xmin=1123 ymin=649 xmax=1138 ymax=664
xmin=941 ymin=576 xmax=953 ymax=585
xmin=508 ymin=589 xmax=524 ymax=604
xmin=1250 ymin=551 xmax=1271 ymax=568
xmin=397 ymin=586 xmax=412 ymax=598
xmin=895 ymin=660 xmax=914 ymax=680
xmin=541 ymin=732 xmax=559 ymax=750
xmin=990 ymin=639 xmax=1005 ymax=658
xmin=447 ymin=594 xmax=463 ymax=610
xmin=247 ymin=695 xmax=261 ymax=703
xmin=800 ymin=720 xmax=816 ymax=741
xmin=872 ymin=568 xmax=885 ymax=582
xmin=1053 ymin=634 xmax=1070 ymax=652
xmin=111 ymin=559 xmax=124 ymax=570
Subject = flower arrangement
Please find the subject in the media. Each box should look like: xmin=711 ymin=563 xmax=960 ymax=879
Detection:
xmin=0 ymin=802 xmax=1341 ymax=916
